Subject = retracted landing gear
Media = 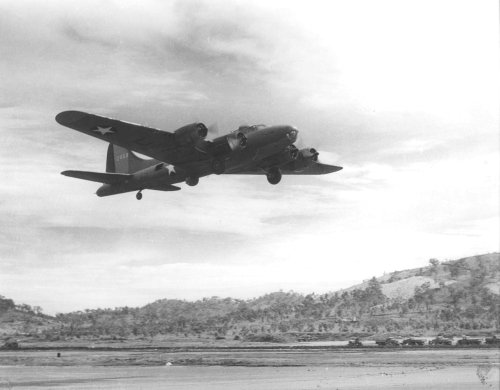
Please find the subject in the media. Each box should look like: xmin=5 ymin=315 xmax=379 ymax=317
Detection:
xmin=266 ymin=168 xmax=282 ymax=185
xmin=136 ymin=190 xmax=143 ymax=200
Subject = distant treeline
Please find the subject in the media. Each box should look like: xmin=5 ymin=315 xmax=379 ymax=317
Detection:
xmin=1 ymin=254 xmax=499 ymax=340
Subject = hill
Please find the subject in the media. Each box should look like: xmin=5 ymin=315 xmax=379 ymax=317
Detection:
xmin=0 ymin=296 xmax=56 ymax=338
xmin=1 ymin=253 xmax=498 ymax=343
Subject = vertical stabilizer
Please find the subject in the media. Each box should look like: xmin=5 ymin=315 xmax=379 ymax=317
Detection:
xmin=112 ymin=145 xmax=130 ymax=173
xmin=105 ymin=144 xmax=157 ymax=174
xmin=106 ymin=144 xmax=116 ymax=172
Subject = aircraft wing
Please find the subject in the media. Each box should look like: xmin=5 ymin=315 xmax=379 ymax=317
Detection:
xmin=226 ymin=162 xmax=342 ymax=175
xmin=55 ymin=111 xmax=177 ymax=163
xmin=284 ymin=162 xmax=343 ymax=175
xmin=147 ymin=184 xmax=181 ymax=191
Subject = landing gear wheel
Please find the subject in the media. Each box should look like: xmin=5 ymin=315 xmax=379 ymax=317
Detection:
xmin=212 ymin=159 xmax=226 ymax=175
xmin=186 ymin=176 xmax=199 ymax=186
xmin=136 ymin=191 xmax=143 ymax=200
xmin=266 ymin=168 xmax=282 ymax=185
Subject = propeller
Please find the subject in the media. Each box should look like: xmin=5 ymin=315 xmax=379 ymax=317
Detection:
xmin=293 ymin=132 xmax=305 ymax=149
xmin=314 ymin=150 xmax=341 ymax=166
xmin=292 ymin=136 xmax=342 ymax=172
xmin=292 ymin=131 xmax=340 ymax=165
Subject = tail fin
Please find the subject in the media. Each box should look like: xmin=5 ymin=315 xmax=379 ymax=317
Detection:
xmin=106 ymin=144 xmax=157 ymax=174
xmin=106 ymin=144 xmax=117 ymax=172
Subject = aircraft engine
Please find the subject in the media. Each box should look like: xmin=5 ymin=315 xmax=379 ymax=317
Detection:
xmin=261 ymin=145 xmax=299 ymax=167
xmin=225 ymin=131 xmax=248 ymax=151
xmin=288 ymin=148 xmax=319 ymax=171
xmin=284 ymin=144 xmax=299 ymax=161
xmin=174 ymin=123 xmax=208 ymax=146
xmin=211 ymin=129 xmax=251 ymax=156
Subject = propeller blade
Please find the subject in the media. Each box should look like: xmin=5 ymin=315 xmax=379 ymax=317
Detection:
xmin=314 ymin=150 xmax=343 ymax=172
xmin=315 ymin=151 xmax=340 ymax=165
xmin=294 ymin=133 xmax=305 ymax=149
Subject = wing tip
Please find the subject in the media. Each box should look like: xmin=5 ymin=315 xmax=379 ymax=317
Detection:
xmin=55 ymin=110 xmax=87 ymax=125
xmin=61 ymin=170 xmax=84 ymax=179
xmin=319 ymin=164 xmax=342 ymax=174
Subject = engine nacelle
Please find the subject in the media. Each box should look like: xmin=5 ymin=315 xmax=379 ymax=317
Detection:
xmin=174 ymin=123 xmax=208 ymax=146
xmin=226 ymin=131 xmax=249 ymax=151
xmin=261 ymin=145 xmax=299 ymax=167
xmin=288 ymin=148 xmax=319 ymax=171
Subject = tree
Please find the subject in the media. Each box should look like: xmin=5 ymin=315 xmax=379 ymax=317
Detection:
xmin=33 ymin=306 xmax=43 ymax=315
xmin=0 ymin=296 xmax=15 ymax=313
xmin=366 ymin=277 xmax=385 ymax=305
xmin=17 ymin=303 xmax=33 ymax=313
xmin=429 ymin=258 xmax=440 ymax=267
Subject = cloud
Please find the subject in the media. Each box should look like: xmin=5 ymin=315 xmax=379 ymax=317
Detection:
xmin=0 ymin=0 xmax=498 ymax=312
xmin=382 ymin=138 xmax=446 ymax=155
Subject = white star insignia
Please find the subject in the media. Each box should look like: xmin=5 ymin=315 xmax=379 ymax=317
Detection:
xmin=93 ymin=126 xmax=115 ymax=135
xmin=165 ymin=165 xmax=176 ymax=175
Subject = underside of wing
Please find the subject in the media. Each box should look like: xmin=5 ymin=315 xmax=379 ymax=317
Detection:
xmin=226 ymin=162 xmax=342 ymax=175
xmin=55 ymin=111 xmax=177 ymax=162
xmin=283 ymin=162 xmax=343 ymax=175
xmin=147 ymin=184 xmax=181 ymax=191
xmin=61 ymin=170 xmax=132 ymax=184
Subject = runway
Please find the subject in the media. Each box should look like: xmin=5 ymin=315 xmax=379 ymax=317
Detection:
xmin=0 ymin=348 xmax=498 ymax=389
xmin=1 ymin=365 xmax=499 ymax=390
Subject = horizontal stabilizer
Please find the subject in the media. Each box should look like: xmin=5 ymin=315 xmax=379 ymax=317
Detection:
xmin=61 ymin=170 xmax=132 ymax=184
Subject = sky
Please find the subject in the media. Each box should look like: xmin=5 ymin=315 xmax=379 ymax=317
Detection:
xmin=0 ymin=0 xmax=498 ymax=314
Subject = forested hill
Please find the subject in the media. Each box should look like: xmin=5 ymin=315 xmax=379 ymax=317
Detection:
xmin=1 ymin=253 xmax=499 ymax=340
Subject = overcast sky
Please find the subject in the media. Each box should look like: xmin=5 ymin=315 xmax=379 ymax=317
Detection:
xmin=0 ymin=0 xmax=498 ymax=314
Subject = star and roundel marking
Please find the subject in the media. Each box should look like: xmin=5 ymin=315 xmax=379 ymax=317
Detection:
xmin=165 ymin=164 xmax=176 ymax=175
xmin=92 ymin=126 xmax=116 ymax=135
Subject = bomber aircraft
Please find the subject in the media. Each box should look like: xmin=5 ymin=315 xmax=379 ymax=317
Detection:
xmin=56 ymin=111 xmax=342 ymax=200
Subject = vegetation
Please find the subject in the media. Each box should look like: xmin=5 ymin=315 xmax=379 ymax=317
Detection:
xmin=1 ymin=253 xmax=498 ymax=341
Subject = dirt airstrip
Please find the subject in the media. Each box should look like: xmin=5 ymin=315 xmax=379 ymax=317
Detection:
xmin=0 ymin=347 xmax=498 ymax=389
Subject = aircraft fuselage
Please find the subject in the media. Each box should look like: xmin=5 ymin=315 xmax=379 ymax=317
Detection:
xmin=96 ymin=125 xmax=298 ymax=196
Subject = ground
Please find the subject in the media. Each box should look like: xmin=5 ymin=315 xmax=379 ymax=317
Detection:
xmin=0 ymin=347 xmax=498 ymax=389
